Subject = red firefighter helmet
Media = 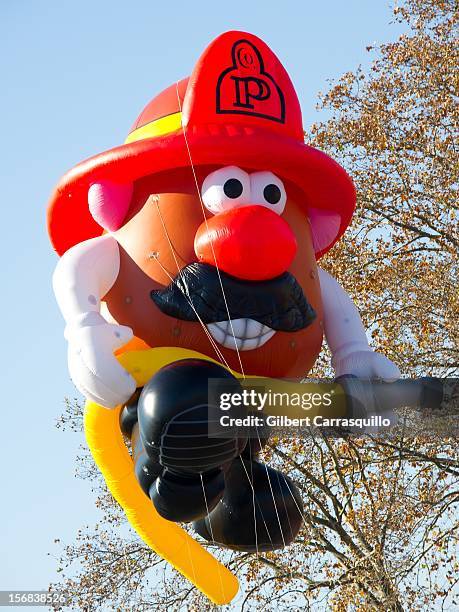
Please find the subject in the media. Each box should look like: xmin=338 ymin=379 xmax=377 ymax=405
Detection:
xmin=47 ymin=31 xmax=355 ymax=257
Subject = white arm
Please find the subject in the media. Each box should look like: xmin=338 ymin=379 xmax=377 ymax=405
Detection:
xmin=318 ymin=267 xmax=400 ymax=381
xmin=53 ymin=235 xmax=136 ymax=408
xmin=53 ymin=234 xmax=120 ymax=327
xmin=317 ymin=267 xmax=371 ymax=360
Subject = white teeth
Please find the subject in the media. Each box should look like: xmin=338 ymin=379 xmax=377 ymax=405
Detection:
xmin=207 ymin=322 xmax=227 ymax=344
xmin=206 ymin=318 xmax=276 ymax=351
xmin=227 ymin=318 xmax=246 ymax=338
xmin=245 ymin=318 xmax=265 ymax=339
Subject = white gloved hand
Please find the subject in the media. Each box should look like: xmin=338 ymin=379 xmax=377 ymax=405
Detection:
xmin=332 ymin=346 xmax=401 ymax=382
xmin=65 ymin=312 xmax=137 ymax=408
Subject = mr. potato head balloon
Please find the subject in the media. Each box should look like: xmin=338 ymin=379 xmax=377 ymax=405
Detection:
xmin=49 ymin=31 xmax=400 ymax=410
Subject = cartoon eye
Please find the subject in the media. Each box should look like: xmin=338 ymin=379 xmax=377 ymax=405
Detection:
xmin=201 ymin=166 xmax=251 ymax=214
xmin=250 ymin=171 xmax=287 ymax=214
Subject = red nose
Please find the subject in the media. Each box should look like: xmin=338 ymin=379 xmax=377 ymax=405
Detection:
xmin=194 ymin=205 xmax=297 ymax=281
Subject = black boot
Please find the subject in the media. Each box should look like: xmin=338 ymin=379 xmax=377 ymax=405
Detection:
xmin=193 ymin=458 xmax=304 ymax=552
xmin=129 ymin=420 xmax=227 ymax=522
xmin=150 ymin=468 xmax=226 ymax=522
xmin=133 ymin=359 xmax=246 ymax=522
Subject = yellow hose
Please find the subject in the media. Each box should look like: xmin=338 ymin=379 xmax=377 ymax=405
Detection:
xmin=84 ymin=347 xmax=239 ymax=605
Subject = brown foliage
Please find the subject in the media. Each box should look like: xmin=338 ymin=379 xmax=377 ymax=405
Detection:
xmin=310 ymin=0 xmax=458 ymax=378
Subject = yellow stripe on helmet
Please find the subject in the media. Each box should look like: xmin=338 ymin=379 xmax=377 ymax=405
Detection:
xmin=124 ymin=111 xmax=183 ymax=144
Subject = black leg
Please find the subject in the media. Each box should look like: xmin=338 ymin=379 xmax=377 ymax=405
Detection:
xmin=120 ymin=388 xmax=141 ymax=437
xmin=134 ymin=359 xmax=246 ymax=522
xmin=193 ymin=458 xmax=304 ymax=552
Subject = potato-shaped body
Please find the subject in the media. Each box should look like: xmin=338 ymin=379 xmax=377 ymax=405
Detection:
xmin=104 ymin=168 xmax=324 ymax=378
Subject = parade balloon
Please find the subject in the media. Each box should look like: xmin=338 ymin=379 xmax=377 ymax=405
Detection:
xmin=49 ymin=30 xmax=401 ymax=604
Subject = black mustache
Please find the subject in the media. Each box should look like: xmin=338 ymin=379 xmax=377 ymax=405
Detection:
xmin=150 ymin=263 xmax=316 ymax=332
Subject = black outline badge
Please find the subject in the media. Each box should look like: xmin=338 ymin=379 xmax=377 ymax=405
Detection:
xmin=216 ymin=39 xmax=286 ymax=124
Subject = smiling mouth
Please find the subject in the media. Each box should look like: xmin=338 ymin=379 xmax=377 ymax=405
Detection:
xmin=206 ymin=318 xmax=276 ymax=351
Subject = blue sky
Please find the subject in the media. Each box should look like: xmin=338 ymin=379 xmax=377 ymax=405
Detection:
xmin=0 ymin=0 xmax=403 ymax=598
